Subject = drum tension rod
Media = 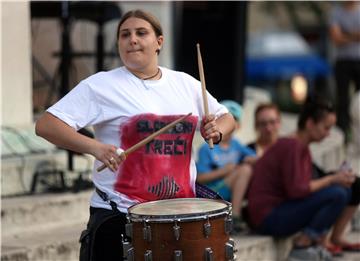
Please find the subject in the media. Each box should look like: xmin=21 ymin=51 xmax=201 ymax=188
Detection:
xmin=226 ymin=238 xmax=237 ymax=261
xmin=125 ymin=223 xmax=133 ymax=238
xmin=144 ymin=250 xmax=152 ymax=261
xmin=203 ymin=216 xmax=212 ymax=238
xmin=174 ymin=250 xmax=182 ymax=261
xmin=121 ymin=234 xmax=134 ymax=261
xmin=143 ymin=219 xmax=152 ymax=242
xmin=205 ymin=248 xmax=214 ymax=261
xmin=225 ymin=214 xmax=233 ymax=235
xmin=173 ymin=220 xmax=181 ymax=241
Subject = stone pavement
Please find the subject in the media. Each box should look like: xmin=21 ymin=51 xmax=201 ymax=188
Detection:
xmin=333 ymin=231 xmax=360 ymax=261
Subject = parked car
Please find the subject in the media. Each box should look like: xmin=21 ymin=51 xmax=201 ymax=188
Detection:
xmin=246 ymin=31 xmax=331 ymax=111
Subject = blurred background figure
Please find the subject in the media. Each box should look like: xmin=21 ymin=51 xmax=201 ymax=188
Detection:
xmin=196 ymin=100 xmax=257 ymax=233
xmin=247 ymin=103 xmax=281 ymax=157
xmin=247 ymin=101 xmax=360 ymax=257
xmin=328 ymin=1 xmax=360 ymax=143
xmin=247 ymin=98 xmax=357 ymax=260
xmin=348 ymin=90 xmax=360 ymax=157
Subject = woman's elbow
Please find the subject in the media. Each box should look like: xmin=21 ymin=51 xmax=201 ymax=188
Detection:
xmin=35 ymin=117 xmax=46 ymax=138
xmin=35 ymin=113 xmax=53 ymax=138
xmin=224 ymin=113 xmax=236 ymax=133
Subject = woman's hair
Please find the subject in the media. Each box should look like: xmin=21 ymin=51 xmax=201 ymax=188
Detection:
xmin=297 ymin=97 xmax=335 ymax=130
xmin=254 ymin=103 xmax=280 ymax=127
xmin=116 ymin=9 xmax=163 ymax=40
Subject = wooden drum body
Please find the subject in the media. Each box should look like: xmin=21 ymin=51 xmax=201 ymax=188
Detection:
xmin=123 ymin=198 xmax=235 ymax=261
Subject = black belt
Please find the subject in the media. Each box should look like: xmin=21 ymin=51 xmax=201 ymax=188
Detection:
xmin=95 ymin=187 xmax=119 ymax=213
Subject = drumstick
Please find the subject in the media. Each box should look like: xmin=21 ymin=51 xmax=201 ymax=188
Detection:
xmin=97 ymin=112 xmax=192 ymax=172
xmin=196 ymin=43 xmax=214 ymax=149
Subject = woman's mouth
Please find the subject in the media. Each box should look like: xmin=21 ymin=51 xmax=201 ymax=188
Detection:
xmin=128 ymin=49 xmax=142 ymax=53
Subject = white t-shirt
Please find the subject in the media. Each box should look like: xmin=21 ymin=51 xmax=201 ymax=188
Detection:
xmin=47 ymin=66 xmax=228 ymax=212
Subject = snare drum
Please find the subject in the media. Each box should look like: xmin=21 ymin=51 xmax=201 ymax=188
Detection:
xmin=123 ymin=198 xmax=235 ymax=261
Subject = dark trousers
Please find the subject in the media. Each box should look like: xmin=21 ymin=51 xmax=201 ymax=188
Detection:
xmin=256 ymin=185 xmax=351 ymax=239
xmin=80 ymin=207 xmax=128 ymax=261
xmin=92 ymin=208 xmax=127 ymax=261
xmin=334 ymin=59 xmax=360 ymax=137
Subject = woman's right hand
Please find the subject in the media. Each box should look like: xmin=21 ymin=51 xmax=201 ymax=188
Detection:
xmin=332 ymin=170 xmax=356 ymax=187
xmin=92 ymin=142 xmax=126 ymax=172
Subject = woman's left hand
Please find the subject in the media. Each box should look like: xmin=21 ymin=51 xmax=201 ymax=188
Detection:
xmin=200 ymin=114 xmax=222 ymax=144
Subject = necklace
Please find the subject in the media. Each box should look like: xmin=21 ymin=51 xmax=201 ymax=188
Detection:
xmin=142 ymin=68 xmax=160 ymax=80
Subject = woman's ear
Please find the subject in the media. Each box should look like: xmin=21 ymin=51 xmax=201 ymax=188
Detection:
xmin=155 ymin=36 xmax=164 ymax=55
xmin=305 ymin=118 xmax=315 ymax=130
xmin=157 ymin=35 xmax=164 ymax=49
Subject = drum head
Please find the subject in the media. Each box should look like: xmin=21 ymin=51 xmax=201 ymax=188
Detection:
xmin=128 ymin=198 xmax=231 ymax=222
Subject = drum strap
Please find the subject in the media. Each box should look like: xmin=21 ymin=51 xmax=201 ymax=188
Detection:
xmin=95 ymin=187 xmax=119 ymax=213
xmin=195 ymin=182 xmax=224 ymax=200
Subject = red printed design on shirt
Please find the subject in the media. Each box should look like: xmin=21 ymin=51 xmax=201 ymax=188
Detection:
xmin=114 ymin=114 xmax=198 ymax=202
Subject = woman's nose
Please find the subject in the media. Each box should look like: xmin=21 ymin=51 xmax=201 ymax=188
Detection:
xmin=265 ymin=124 xmax=273 ymax=132
xmin=129 ymin=33 xmax=137 ymax=44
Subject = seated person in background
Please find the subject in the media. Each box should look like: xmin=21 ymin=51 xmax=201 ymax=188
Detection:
xmin=313 ymin=163 xmax=360 ymax=255
xmin=248 ymin=101 xmax=360 ymax=256
xmin=247 ymin=98 xmax=356 ymax=260
xmin=247 ymin=102 xmax=281 ymax=156
xmin=196 ymin=100 xmax=257 ymax=232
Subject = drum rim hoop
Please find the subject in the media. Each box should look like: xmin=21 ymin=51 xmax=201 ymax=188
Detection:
xmin=127 ymin=198 xmax=232 ymax=222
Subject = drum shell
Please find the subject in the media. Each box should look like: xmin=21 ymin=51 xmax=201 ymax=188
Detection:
xmin=131 ymin=216 xmax=228 ymax=260
xmin=130 ymin=214 xmax=229 ymax=260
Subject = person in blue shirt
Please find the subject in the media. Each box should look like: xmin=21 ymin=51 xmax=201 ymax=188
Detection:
xmin=196 ymin=100 xmax=257 ymax=232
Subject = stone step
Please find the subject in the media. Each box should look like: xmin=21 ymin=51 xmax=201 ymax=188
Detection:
xmin=1 ymin=221 xmax=281 ymax=261
xmin=1 ymin=190 xmax=92 ymax=237
xmin=2 ymin=190 xmax=358 ymax=261
xmin=2 ymin=222 xmax=360 ymax=261
xmin=1 ymin=222 xmax=83 ymax=261
xmin=1 ymin=190 xmax=285 ymax=260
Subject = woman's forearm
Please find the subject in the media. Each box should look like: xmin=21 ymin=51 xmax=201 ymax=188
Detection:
xmin=196 ymin=168 xmax=228 ymax=184
xmin=309 ymin=175 xmax=333 ymax=192
xmin=216 ymin=113 xmax=235 ymax=137
xmin=35 ymin=112 xmax=99 ymax=156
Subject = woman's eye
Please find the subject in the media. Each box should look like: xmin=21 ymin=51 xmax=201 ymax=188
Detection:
xmin=120 ymin=32 xmax=130 ymax=38
xmin=137 ymin=30 xmax=148 ymax=36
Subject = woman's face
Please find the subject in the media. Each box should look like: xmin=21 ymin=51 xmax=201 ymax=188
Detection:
xmin=256 ymin=108 xmax=281 ymax=141
xmin=308 ymin=113 xmax=336 ymax=142
xmin=118 ymin=17 xmax=163 ymax=71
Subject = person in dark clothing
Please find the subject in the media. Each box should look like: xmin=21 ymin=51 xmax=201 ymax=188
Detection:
xmin=328 ymin=1 xmax=360 ymax=142
xmin=247 ymin=99 xmax=357 ymax=260
xmin=248 ymin=102 xmax=360 ymax=256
